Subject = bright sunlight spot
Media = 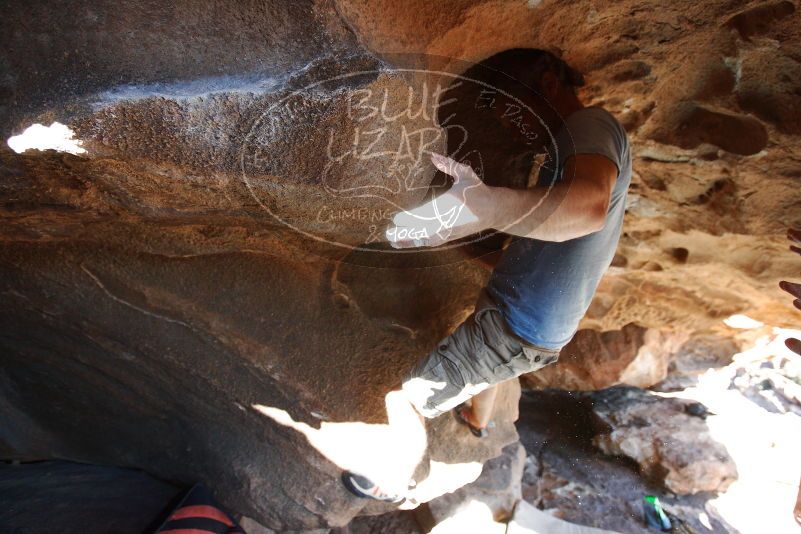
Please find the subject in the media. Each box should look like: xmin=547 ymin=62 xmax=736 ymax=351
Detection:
xmin=659 ymin=323 xmax=801 ymax=534
xmin=723 ymin=314 xmax=764 ymax=330
xmin=253 ymin=390 xmax=427 ymax=496
xmin=253 ymin=388 xmax=485 ymax=508
xmin=7 ymin=122 xmax=86 ymax=155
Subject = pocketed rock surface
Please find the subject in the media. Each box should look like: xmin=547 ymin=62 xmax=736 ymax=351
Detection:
xmin=1 ymin=0 xmax=800 ymax=529
xmin=590 ymin=386 xmax=738 ymax=495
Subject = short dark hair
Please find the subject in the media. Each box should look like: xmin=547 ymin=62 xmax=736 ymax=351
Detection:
xmin=478 ymin=48 xmax=585 ymax=92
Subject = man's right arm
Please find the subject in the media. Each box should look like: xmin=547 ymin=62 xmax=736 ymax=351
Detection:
xmin=386 ymin=152 xmax=617 ymax=249
xmin=488 ymin=153 xmax=617 ymax=242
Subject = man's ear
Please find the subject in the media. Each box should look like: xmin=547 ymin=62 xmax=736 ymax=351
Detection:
xmin=540 ymin=71 xmax=560 ymax=100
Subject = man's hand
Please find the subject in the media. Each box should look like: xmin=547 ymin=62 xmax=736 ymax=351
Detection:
xmin=781 ymin=228 xmax=801 ymax=355
xmin=386 ymin=153 xmax=496 ymax=248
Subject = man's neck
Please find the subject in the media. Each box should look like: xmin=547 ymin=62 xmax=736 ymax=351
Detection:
xmin=538 ymin=91 xmax=584 ymax=133
xmin=556 ymin=93 xmax=584 ymax=119
xmin=553 ymin=91 xmax=584 ymax=121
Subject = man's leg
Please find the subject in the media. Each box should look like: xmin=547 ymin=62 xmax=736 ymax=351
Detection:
xmin=794 ymin=472 xmax=801 ymax=526
xmin=343 ymin=288 xmax=557 ymax=501
xmin=402 ymin=290 xmax=557 ymax=425
xmin=463 ymin=383 xmax=498 ymax=429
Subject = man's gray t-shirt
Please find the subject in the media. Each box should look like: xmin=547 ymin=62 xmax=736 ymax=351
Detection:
xmin=486 ymin=106 xmax=631 ymax=350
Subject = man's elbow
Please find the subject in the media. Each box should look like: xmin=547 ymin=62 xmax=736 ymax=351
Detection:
xmin=551 ymin=209 xmax=606 ymax=242
xmin=587 ymin=202 xmax=609 ymax=234
xmin=573 ymin=192 xmax=609 ymax=237
xmin=549 ymin=202 xmax=608 ymax=243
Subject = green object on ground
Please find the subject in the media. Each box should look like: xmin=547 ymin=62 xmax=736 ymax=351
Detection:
xmin=643 ymin=495 xmax=672 ymax=531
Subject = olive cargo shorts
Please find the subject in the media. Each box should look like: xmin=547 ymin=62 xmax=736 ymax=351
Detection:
xmin=402 ymin=290 xmax=560 ymax=418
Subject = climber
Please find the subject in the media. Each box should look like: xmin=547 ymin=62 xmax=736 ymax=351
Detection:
xmin=778 ymin=228 xmax=801 ymax=526
xmin=343 ymin=48 xmax=632 ymax=502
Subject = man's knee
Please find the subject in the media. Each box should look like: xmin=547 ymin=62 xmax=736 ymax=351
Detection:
xmin=402 ymin=345 xmax=498 ymax=419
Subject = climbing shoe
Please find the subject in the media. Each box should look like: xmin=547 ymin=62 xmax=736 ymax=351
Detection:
xmin=454 ymin=404 xmax=490 ymax=438
xmin=341 ymin=471 xmax=405 ymax=503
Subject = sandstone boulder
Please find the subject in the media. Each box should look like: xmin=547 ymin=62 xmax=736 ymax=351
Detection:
xmin=522 ymin=325 xmax=688 ymax=391
xmin=590 ymin=387 xmax=738 ymax=495
xmin=424 ymin=441 xmax=526 ymax=528
xmin=517 ymin=390 xmax=736 ymax=534
xmin=2 ymin=0 xmax=801 ymax=530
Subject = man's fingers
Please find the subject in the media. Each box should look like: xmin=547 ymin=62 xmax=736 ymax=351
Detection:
xmin=386 ymin=222 xmax=441 ymax=249
xmin=785 ymin=337 xmax=801 ymax=356
xmin=393 ymin=209 xmax=428 ymax=226
xmin=391 ymin=240 xmax=418 ymax=249
xmin=430 ymin=153 xmax=476 ymax=183
xmin=430 ymin=153 xmax=450 ymax=174
xmin=392 ymin=195 xmax=463 ymax=227
xmin=788 ymin=228 xmax=801 ymax=246
xmin=789 ymin=228 xmax=801 ymax=255
xmin=385 ymin=233 xmax=442 ymax=249
xmin=779 ymin=280 xmax=801 ymax=299
xmin=386 ymin=234 xmax=421 ymax=249
xmin=385 ymin=226 xmax=413 ymax=248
